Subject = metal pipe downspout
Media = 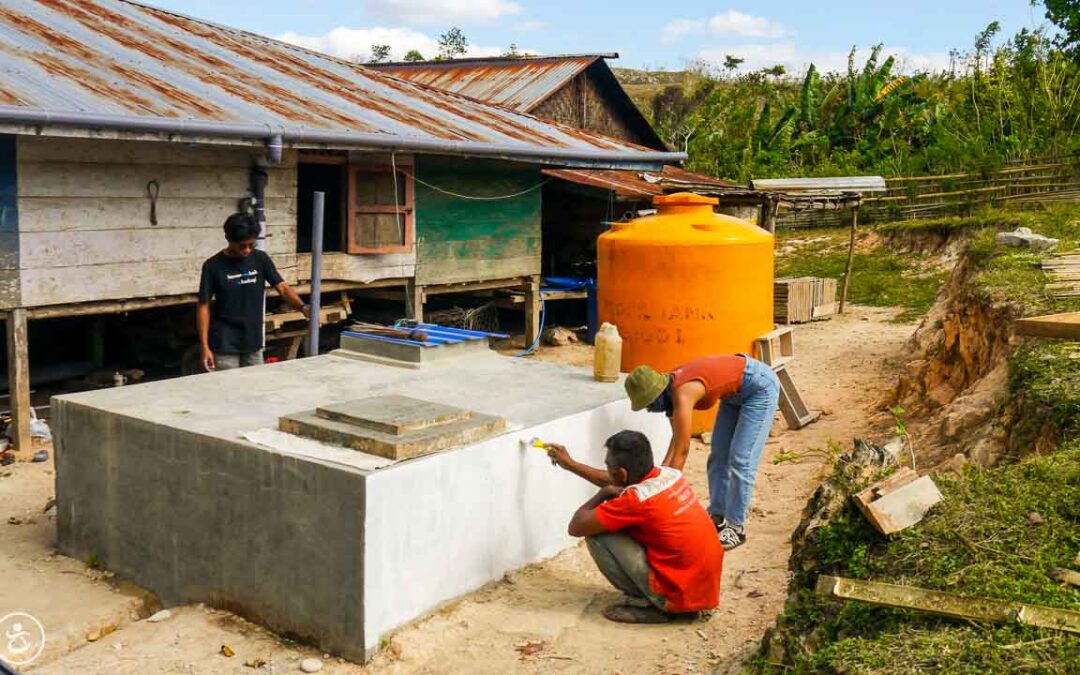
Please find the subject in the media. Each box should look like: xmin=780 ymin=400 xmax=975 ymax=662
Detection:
xmin=0 ymin=106 xmax=688 ymax=168
xmin=307 ymin=192 xmax=325 ymax=358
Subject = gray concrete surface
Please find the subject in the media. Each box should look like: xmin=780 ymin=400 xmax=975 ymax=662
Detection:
xmin=53 ymin=353 xmax=642 ymax=662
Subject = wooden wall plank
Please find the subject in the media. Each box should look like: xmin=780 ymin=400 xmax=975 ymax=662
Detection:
xmin=18 ymin=162 xmax=295 ymax=199
xmin=416 ymin=255 xmax=539 ymax=286
xmin=18 ymin=196 xmax=296 ymax=233
xmin=414 ymin=156 xmax=541 ymax=286
xmin=20 ymin=228 xmax=295 ymax=268
xmin=294 ymin=252 xmax=413 ymax=284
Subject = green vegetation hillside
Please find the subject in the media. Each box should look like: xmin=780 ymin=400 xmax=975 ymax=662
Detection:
xmin=614 ymin=14 xmax=1080 ymax=182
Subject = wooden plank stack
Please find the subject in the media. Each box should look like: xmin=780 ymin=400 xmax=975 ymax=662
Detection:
xmin=775 ymin=277 xmax=838 ymax=324
xmin=1043 ymin=253 xmax=1080 ymax=299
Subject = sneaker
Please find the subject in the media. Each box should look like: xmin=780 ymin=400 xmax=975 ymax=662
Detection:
xmin=718 ymin=523 xmax=746 ymax=551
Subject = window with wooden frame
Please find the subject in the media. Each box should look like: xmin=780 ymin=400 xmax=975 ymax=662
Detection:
xmin=347 ymin=159 xmax=414 ymax=254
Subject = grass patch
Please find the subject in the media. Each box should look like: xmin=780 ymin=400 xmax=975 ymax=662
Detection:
xmin=776 ymin=230 xmax=945 ymax=321
xmin=965 ymin=203 xmax=1080 ymax=315
xmin=766 ymin=441 xmax=1080 ymax=674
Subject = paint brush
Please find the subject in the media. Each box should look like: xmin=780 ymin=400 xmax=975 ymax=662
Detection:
xmin=520 ymin=437 xmax=559 ymax=465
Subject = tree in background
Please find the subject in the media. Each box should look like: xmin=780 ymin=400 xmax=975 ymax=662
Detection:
xmin=502 ymin=43 xmax=522 ymax=58
xmin=368 ymin=44 xmax=391 ymax=64
xmin=403 ymin=49 xmax=425 ymax=62
xmin=647 ymin=21 xmax=1080 ymax=181
xmin=1039 ymin=0 xmax=1080 ymax=57
xmin=436 ymin=27 xmax=468 ymax=61
xmin=723 ymin=55 xmax=745 ymax=74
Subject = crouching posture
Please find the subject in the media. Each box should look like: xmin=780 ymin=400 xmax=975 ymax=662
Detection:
xmin=548 ymin=431 xmax=723 ymax=623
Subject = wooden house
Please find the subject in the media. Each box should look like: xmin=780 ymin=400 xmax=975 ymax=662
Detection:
xmin=0 ymin=0 xmax=681 ymax=452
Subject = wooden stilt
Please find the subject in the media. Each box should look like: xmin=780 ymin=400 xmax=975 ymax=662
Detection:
xmin=405 ymin=279 xmax=424 ymax=322
xmin=91 ymin=315 xmax=106 ymax=368
xmin=524 ymin=276 xmax=541 ymax=347
xmin=839 ymin=208 xmax=858 ymax=314
xmin=6 ymin=309 xmax=31 ymax=455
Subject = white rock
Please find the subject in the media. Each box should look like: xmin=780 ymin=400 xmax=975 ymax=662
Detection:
xmin=300 ymin=658 xmax=323 ymax=673
xmin=995 ymin=229 xmax=1059 ymax=252
xmin=146 ymin=609 xmax=172 ymax=623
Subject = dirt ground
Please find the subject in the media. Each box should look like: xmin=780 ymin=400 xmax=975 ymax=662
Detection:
xmin=1 ymin=306 xmax=913 ymax=674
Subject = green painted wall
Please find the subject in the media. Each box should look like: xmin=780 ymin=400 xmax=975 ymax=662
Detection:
xmin=414 ymin=156 xmax=541 ymax=285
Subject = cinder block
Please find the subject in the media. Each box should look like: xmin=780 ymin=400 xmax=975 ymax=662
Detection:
xmin=854 ymin=469 xmax=942 ymax=535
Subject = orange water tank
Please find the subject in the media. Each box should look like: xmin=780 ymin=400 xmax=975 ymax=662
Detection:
xmin=597 ymin=192 xmax=774 ymax=433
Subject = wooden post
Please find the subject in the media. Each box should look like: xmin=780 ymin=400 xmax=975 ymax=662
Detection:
xmin=90 ymin=315 xmax=106 ymax=368
xmin=524 ymin=276 xmax=541 ymax=347
xmin=405 ymin=279 xmax=424 ymax=321
xmin=6 ymin=309 xmax=31 ymax=455
xmin=839 ymin=208 xmax=858 ymax=314
xmin=757 ymin=195 xmax=779 ymax=234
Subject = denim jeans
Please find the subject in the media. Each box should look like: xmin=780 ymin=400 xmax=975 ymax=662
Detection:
xmin=585 ymin=532 xmax=667 ymax=611
xmin=215 ymin=349 xmax=264 ymax=370
xmin=707 ymin=357 xmax=780 ymax=526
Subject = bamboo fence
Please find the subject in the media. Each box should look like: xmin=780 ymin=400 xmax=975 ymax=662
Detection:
xmin=775 ymin=157 xmax=1080 ymax=229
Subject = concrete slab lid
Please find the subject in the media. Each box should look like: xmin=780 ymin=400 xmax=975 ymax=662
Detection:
xmin=316 ymin=395 xmax=472 ymax=435
xmin=53 ymin=353 xmax=629 ymax=443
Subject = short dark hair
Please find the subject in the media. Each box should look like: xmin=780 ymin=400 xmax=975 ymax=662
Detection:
xmin=223 ymin=213 xmax=260 ymax=242
xmin=605 ymin=430 xmax=654 ymax=484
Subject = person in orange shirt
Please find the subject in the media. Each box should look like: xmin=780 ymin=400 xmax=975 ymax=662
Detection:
xmin=546 ymin=430 xmax=723 ymax=624
xmin=624 ymin=355 xmax=780 ymax=551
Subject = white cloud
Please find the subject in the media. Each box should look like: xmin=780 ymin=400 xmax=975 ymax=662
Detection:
xmin=662 ymin=10 xmax=787 ymax=43
xmin=697 ymin=43 xmax=951 ymax=75
xmin=365 ymin=0 xmax=521 ymax=25
xmin=278 ymin=26 xmax=505 ymax=62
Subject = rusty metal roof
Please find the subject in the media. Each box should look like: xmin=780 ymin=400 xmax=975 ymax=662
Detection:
xmin=371 ymin=55 xmax=609 ymax=113
xmin=543 ymin=166 xmax=736 ymax=200
xmin=0 ymin=1 xmax=682 ymax=168
xmin=371 ymin=53 xmax=668 ymax=151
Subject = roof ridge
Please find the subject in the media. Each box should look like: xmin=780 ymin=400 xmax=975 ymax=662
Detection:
xmin=372 ymin=53 xmax=619 ymax=68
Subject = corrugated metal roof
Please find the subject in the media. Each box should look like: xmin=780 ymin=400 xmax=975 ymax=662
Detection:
xmin=371 ymin=55 xmax=606 ymax=113
xmin=0 ymin=1 xmax=681 ymax=168
xmin=543 ymin=165 xmax=735 ymax=200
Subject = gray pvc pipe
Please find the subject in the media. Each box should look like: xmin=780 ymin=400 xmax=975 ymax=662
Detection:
xmin=0 ymin=106 xmax=686 ymax=168
xmin=307 ymin=191 xmax=324 ymax=358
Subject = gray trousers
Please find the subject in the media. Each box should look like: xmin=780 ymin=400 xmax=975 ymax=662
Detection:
xmin=586 ymin=532 xmax=667 ymax=611
xmin=215 ymin=350 xmax=264 ymax=370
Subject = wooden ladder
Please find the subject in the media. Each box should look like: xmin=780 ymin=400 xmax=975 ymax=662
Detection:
xmin=755 ymin=326 xmax=821 ymax=430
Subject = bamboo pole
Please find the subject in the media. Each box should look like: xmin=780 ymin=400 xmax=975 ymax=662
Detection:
xmin=839 ymin=208 xmax=858 ymax=314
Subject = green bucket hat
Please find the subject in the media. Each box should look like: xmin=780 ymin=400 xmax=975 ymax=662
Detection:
xmin=625 ymin=365 xmax=669 ymax=411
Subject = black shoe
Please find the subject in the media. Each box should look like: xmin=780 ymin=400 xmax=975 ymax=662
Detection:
xmin=718 ymin=523 xmax=746 ymax=551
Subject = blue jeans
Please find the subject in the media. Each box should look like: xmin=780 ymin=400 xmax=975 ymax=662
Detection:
xmin=708 ymin=357 xmax=780 ymax=527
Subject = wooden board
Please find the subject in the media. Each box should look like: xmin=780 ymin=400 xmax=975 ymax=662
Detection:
xmin=413 ymin=156 xmax=541 ymax=286
xmin=816 ymin=575 xmax=1080 ymax=635
xmin=1014 ymin=312 xmax=1080 ymax=340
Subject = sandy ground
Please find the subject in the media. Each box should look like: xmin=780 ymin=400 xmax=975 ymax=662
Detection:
xmin=1 ymin=306 xmax=913 ymax=674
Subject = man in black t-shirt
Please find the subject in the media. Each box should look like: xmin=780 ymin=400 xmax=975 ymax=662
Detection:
xmin=197 ymin=213 xmax=309 ymax=371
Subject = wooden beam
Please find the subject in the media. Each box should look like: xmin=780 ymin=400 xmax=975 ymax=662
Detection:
xmin=839 ymin=208 xmax=858 ymax=314
xmin=1014 ymin=312 xmax=1080 ymax=341
xmin=816 ymin=575 xmax=1080 ymax=634
xmin=6 ymin=309 xmax=31 ymax=455
xmin=27 ymin=294 xmax=198 ymax=319
xmin=405 ymin=279 xmax=424 ymax=322
xmin=524 ymin=276 xmax=542 ymax=348
xmin=422 ymin=277 xmax=529 ymax=296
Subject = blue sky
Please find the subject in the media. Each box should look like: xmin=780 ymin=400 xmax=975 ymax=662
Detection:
xmin=151 ymin=0 xmax=1049 ymax=73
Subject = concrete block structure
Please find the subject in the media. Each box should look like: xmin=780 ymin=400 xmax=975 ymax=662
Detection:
xmin=54 ymin=353 xmax=669 ymax=661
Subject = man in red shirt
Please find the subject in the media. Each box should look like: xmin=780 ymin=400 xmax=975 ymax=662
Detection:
xmin=547 ymin=430 xmax=723 ymax=623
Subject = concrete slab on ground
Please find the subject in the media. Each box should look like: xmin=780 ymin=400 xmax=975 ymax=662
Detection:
xmin=53 ymin=353 xmax=669 ymax=662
